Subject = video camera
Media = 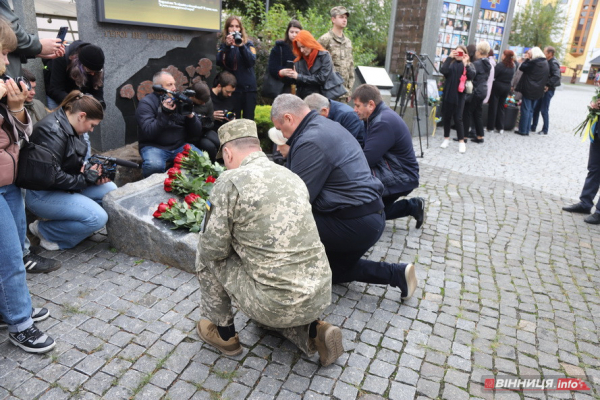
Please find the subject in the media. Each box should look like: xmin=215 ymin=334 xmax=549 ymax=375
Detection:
xmin=85 ymin=154 xmax=140 ymax=182
xmin=1 ymin=74 xmax=32 ymax=92
xmin=152 ymin=85 xmax=196 ymax=115
xmin=230 ymin=31 xmax=243 ymax=45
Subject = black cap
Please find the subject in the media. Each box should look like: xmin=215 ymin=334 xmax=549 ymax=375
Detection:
xmin=78 ymin=44 xmax=105 ymax=72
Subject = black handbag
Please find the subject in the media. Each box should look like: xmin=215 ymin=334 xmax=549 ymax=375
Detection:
xmin=261 ymin=48 xmax=285 ymax=99
xmin=261 ymin=71 xmax=285 ymax=99
xmin=16 ymin=140 xmax=59 ymax=190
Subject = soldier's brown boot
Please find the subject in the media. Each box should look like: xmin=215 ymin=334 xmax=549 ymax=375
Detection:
xmin=313 ymin=321 xmax=343 ymax=367
xmin=197 ymin=319 xmax=242 ymax=356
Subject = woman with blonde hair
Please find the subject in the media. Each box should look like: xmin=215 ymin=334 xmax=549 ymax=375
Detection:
xmin=514 ymin=46 xmax=549 ymax=135
xmin=217 ymin=16 xmax=257 ymax=120
xmin=278 ymin=30 xmax=346 ymax=100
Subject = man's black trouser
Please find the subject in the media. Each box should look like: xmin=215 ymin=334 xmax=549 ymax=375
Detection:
xmin=313 ymin=211 xmax=398 ymax=285
xmin=580 ymin=138 xmax=600 ymax=213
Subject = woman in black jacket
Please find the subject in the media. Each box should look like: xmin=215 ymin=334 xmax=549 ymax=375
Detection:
xmin=278 ymin=30 xmax=346 ymax=100
xmin=439 ymin=45 xmax=475 ymax=153
xmin=217 ymin=16 xmax=257 ymax=120
xmin=515 ymin=47 xmax=549 ymax=135
xmin=267 ymin=20 xmax=302 ymax=96
xmin=464 ymin=41 xmax=492 ymax=143
xmin=486 ymin=49 xmax=516 ymax=133
xmin=25 ymin=91 xmax=117 ymax=250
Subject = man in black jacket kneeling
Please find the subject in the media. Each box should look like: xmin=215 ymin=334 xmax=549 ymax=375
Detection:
xmin=270 ymin=94 xmax=418 ymax=299
xmin=136 ymin=71 xmax=204 ymax=177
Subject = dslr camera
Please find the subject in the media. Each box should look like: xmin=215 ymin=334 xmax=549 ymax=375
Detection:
xmin=84 ymin=154 xmax=140 ymax=183
xmin=230 ymin=31 xmax=243 ymax=45
xmin=1 ymin=74 xmax=32 ymax=92
xmin=152 ymin=85 xmax=196 ymax=115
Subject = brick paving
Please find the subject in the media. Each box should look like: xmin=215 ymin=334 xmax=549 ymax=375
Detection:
xmin=1 ymin=84 xmax=599 ymax=399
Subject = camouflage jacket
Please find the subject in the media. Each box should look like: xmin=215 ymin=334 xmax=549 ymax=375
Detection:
xmin=318 ymin=30 xmax=355 ymax=95
xmin=197 ymin=151 xmax=332 ymax=328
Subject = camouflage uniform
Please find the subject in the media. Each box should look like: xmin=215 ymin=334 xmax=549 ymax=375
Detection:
xmin=197 ymin=120 xmax=332 ymax=355
xmin=319 ymin=31 xmax=354 ymax=100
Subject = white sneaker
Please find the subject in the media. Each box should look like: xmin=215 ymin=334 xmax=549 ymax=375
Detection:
xmin=458 ymin=142 xmax=466 ymax=153
xmin=29 ymin=221 xmax=60 ymax=251
xmin=440 ymin=139 xmax=450 ymax=149
xmin=499 ymin=129 xmax=504 ymax=134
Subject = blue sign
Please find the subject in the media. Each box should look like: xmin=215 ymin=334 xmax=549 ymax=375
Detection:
xmin=480 ymin=0 xmax=509 ymax=13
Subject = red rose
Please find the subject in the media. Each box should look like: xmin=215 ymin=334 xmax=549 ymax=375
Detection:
xmin=205 ymin=176 xmax=216 ymax=184
xmin=158 ymin=203 xmax=169 ymax=213
xmin=167 ymin=167 xmax=181 ymax=179
xmin=168 ymin=198 xmax=177 ymax=207
xmin=174 ymin=153 xmax=186 ymax=164
xmin=184 ymin=193 xmax=201 ymax=205
xmin=183 ymin=144 xmax=192 ymax=153
xmin=504 ymin=104 xmax=508 ymax=108
xmin=173 ymin=162 xmax=181 ymax=170
xmin=153 ymin=210 xmax=163 ymax=218
xmin=164 ymin=178 xmax=173 ymax=192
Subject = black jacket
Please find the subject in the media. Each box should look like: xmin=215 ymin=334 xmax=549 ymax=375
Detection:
xmin=47 ymin=41 xmax=105 ymax=105
xmin=30 ymin=109 xmax=90 ymax=192
xmin=294 ymin=51 xmax=346 ymax=100
xmin=440 ymin=58 xmax=476 ymax=105
xmin=547 ymin=57 xmax=562 ymax=90
xmin=217 ymin=41 xmax=257 ymax=92
xmin=136 ymin=92 xmax=203 ymax=151
xmin=472 ymin=58 xmax=491 ymax=99
xmin=286 ymin=111 xmax=383 ymax=213
xmin=363 ymin=102 xmax=419 ymax=195
xmin=517 ymin=58 xmax=549 ymax=100
xmin=268 ymin=40 xmax=296 ymax=89
xmin=492 ymin=62 xmax=516 ymax=93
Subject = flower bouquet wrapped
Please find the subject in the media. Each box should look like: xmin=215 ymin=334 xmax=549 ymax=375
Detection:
xmin=574 ymin=89 xmax=600 ymax=141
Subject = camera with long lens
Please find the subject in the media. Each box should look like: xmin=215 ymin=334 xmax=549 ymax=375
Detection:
xmin=1 ymin=74 xmax=31 ymax=92
xmin=152 ymin=85 xmax=196 ymax=115
xmin=406 ymin=51 xmax=416 ymax=62
xmin=84 ymin=154 xmax=140 ymax=183
xmin=230 ymin=31 xmax=243 ymax=45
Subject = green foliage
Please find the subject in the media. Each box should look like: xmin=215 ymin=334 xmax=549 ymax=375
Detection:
xmin=254 ymin=105 xmax=274 ymax=151
xmin=509 ymin=0 xmax=567 ymax=57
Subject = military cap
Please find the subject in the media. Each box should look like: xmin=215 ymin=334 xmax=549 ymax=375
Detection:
xmin=216 ymin=119 xmax=258 ymax=159
xmin=330 ymin=6 xmax=349 ymax=17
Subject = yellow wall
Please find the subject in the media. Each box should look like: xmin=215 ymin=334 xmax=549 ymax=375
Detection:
xmin=563 ymin=0 xmax=600 ymax=69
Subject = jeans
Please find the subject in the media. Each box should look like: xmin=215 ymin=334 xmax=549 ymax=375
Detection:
xmin=580 ymin=138 xmax=600 ymax=213
xmin=20 ymin=188 xmax=30 ymax=257
xmin=0 ymin=184 xmax=33 ymax=333
xmin=140 ymin=144 xmax=203 ymax=178
xmin=531 ymin=89 xmax=554 ymax=133
xmin=314 ymin=211 xmax=399 ymax=285
xmin=518 ymin=97 xmax=539 ymax=134
xmin=25 ymin=182 xmax=117 ymax=249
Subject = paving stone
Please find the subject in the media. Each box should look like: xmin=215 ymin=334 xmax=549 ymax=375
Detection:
xmin=167 ymin=380 xmax=197 ymax=400
xmin=282 ymin=374 xmax=310 ymax=394
xmin=332 ymin=381 xmax=359 ymax=400
xmin=389 ymin=381 xmax=417 ymax=400
xmin=361 ymin=374 xmax=389 ymax=395
xmin=149 ymin=368 xmax=177 ymax=389
xmin=11 ymin=378 xmax=49 ymax=400
xmin=74 ymin=355 xmax=105 ymax=376
xmin=442 ymin=383 xmax=470 ymax=400
xmin=416 ymin=378 xmax=440 ymax=398
xmin=83 ymin=371 xmax=115 ymax=396
xmin=57 ymin=369 xmax=88 ymax=391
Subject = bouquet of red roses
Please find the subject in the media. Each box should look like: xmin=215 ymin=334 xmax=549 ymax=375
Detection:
xmin=153 ymin=145 xmax=224 ymax=232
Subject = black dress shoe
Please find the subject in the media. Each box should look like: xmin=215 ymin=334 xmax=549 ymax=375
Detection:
xmin=514 ymin=131 xmax=529 ymax=136
xmin=413 ymin=197 xmax=426 ymax=229
xmin=562 ymin=203 xmax=591 ymax=214
xmin=584 ymin=213 xmax=600 ymax=224
xmin=471 ymin=138 xmax=484 ymax=143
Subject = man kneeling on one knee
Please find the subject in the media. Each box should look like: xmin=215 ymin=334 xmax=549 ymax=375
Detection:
xmin=195 ymin=119 xmax=344 ymax=366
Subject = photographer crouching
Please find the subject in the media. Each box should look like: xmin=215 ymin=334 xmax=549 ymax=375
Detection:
xmin=136 ymin=71 xmax=204 ymax=177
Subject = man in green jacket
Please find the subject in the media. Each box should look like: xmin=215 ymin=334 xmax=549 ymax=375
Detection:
xmin=196 ymin=119 xmax=344 ymax=366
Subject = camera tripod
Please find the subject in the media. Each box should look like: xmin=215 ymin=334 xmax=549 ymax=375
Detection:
xmin=393 ymin=52 xmax=435 ymax=158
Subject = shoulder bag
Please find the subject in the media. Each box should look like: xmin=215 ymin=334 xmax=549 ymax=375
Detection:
xmin=16 ymin=140 xmax=59 ymax=190
xmin=261 ymin=48 xmax=285 ymax=99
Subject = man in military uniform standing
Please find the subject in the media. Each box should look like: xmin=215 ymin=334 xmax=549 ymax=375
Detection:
xmin=196 ymin=119 xmax=344 ymax=366
xmin=319 ymin=6 xmax=354 ymax=102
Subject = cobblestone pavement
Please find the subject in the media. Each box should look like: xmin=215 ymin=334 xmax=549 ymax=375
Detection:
xmin=1 ymin=84 xmax=599 ymax=400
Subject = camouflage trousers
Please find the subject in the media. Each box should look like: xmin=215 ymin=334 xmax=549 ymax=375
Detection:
xmin=197 ymin=256 xmax=316 ymax=356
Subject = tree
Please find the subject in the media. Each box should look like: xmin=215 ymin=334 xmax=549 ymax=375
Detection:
xmin=509 ymin=0 xmax=567 ymax=56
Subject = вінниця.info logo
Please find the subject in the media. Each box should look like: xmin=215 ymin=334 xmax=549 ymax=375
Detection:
xmin=483 ymin=376 xmax=591 ymax=391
